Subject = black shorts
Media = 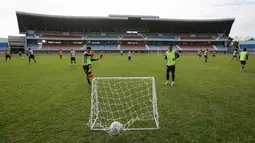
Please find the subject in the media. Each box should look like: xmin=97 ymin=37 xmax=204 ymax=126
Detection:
xmin=100 ymin=55 xmax=103 ymax=58
xmin=29 ymin=55 xmax=35 ymax=59
xmin=240 ymin=61 xmax=246 ymax=65
xmin=233 ymin=55 xmax=237 ymax=58
xmin=212 ymin=55 xmax=216 ymax=57
xmin=198 ymin=54 xmax=201 ymax=56
xmin=6 ymin=55 xmax=11 ymax=58
xmin=83 ymin=64 xmax=91 ymax=73
xmin=204 ymin=55 xmax=208 ymax=58
xmin=166 ymin=65 xmax=176 ymax=73
xmin=128 ymin=56 xmax=131 ymax=60
xmin=71 ymin=57 xmax=76 ymax=61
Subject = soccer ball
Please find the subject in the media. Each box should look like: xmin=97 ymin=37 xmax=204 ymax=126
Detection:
xmin=108 ymin=121 xmax=124 ymax=135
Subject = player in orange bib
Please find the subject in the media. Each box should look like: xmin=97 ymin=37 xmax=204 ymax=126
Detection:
xmin=59 ymin=49 xmax=63 ymax=59
xmin=100 ymin=50 xmax=104 ymax=60
xmin=212 ymin=51 xmax=216 ymax=58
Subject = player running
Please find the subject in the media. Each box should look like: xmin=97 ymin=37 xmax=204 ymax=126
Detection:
xmin=239 ymin=48 xmax=248 ymax=72
xmin=59 ymin=49 xmax=63 ymax=59
xmin=28 ymin=48 xmax=36 ymax=64
xmin=4 ymin=49 xmax=11 ymax=61
xmin=70 ymin=49 xmax=76 ymax=64
xmin=204 ymin=49 xmax=208 ymax=62
xmin=212 ymin=51 xmax=216 ymax=58
xmin=197 ymin=50 xmax=201 ymax=58
xmin=128 ymin=51 xmax=132 ymax=61
xmin=100 ymin=50 xmax=104 ymax=60
xmin=83 ymin=47 xmax=99 ymax=85
xmin=165 ymin=44 xmax=180 ymax=86
xmin=19 ymin=50 xmax=22 ymax=57
xmin=120 ymin=50 xmax=123 ymax=56
xmin=231 ymin=49 xmax=238 ymax=61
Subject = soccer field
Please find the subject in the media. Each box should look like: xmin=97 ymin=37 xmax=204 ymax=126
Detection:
xmin=1 ymin=54 xmax=255 ymax=143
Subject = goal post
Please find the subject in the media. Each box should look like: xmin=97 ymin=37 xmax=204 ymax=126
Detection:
xmin=89 ymin=77 xmax=159 ymax=132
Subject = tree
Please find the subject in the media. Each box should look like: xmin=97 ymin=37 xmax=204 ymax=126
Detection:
xmin=248 ymin=38 xmax=254 ymax=41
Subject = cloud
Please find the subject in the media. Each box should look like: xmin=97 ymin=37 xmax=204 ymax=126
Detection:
xmin=213 ymin=0 xmax=255 ymax=6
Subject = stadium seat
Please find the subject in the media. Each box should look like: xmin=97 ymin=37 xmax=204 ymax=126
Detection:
xmin=120 ymin=44 xmax=146 ymax=49
xmin=122 ymin=36 xmax=144 ymax=39
xmin=0 ymin=43 xmax=9 ymax=50
xmin=240 ymin=44 xmax=255 ymax=51
xmin=180 ymin=36 xmax=215 ymax=40
xmin=41 ymin=35 xmax=82 ymax=38
xmin=146 ymin=36 xmax=177 ymax=40
xmin=27 ymin=44 xmax=39 ymax=49
xmin=87 ymin=44 xmax=118 ymax=50
xmin=215 ymin=45 xmax=226 ymax=49
xmin=180 ymin=45 xmax=213 ymax=50
xmin=42 ymin=44 xmax=82 ymax=49
xmin=147 ymin=45 xmax=179 ymax=50
xmin=86 ymin=36 xmax=119 ymax=39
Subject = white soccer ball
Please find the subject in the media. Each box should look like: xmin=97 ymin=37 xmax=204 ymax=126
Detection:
xmin=108 ymin=121 xmax=124 ymax=135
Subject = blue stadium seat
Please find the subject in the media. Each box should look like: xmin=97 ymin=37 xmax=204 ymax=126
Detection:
xmin=0 ymin=43 xmax=9 ymax=49
xmin=216 ymin=45 xmax=226 ymax=49
xmin=240 ymin=44 xmax=255 ymax=50
xmin=87 ymin=44 xmax=118 ymax=50
xmin=148 ymin=45 xmax=178 ymax=50
xmin=146 ymin=36 xmax=177 ymax=40
xmin=27 ymin=44 xmax=39 ymax=49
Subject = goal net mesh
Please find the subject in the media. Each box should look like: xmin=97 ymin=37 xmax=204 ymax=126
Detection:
xmin=89 ymin=77 xmax=159 ymax=131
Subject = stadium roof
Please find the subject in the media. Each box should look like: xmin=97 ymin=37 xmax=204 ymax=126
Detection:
xmin=16 ymin=11 xmax=235 ymax=35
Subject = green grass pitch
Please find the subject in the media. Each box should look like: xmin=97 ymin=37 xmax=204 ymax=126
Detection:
xmin=1 ymin=53 xmax=255 ymax=143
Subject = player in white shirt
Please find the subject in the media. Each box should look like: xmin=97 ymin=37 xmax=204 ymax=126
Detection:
xmin=120 ymin=50 xmax=123 ymax=56
xmin=28 ymin=48 xmax=36 ymax=64
xmin=70 ymin=49 xmax=76 ymax=64
xmin=128 ymin=51 xmax=132 ymax=61
xmin=231 ymin=49 xmax=238 ymax=61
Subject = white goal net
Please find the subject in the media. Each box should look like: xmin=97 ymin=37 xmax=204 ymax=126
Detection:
xmin=89 ymin=77 xmax=159 ymax=131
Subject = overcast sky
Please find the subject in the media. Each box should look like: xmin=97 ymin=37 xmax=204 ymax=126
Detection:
xmin=0 ymin=0 xmax=255 ymax=39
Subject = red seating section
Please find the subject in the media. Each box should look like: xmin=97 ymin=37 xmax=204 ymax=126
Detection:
xmin=122 ymin=36 xmax=144 ymax=39
xmin=180 ymin=37 xmax=215 ymax=40
xmin=180 ymin=45 xmax=213 ymax=49
xmin=42 ymin=44 xmax=82 ymax=49
xmin=121 ymin=44 xmax=146 ymax=49
xmin=42 ymin=35 xmax=82 ymax=38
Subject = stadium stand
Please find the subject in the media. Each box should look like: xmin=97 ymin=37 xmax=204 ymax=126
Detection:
xmin=122 ymin=36 xmax=144 ymax=39
xmin=179 ymin=45 xmax=214 ymax=51
xmin=239 ymin=41 xmax=255 ymax=51
xmin=214 ymin=45 xmax=226 ymax=49
xmin=120 ymin=44 xmax=146 ymax=49
xmin=86 ymin=44 xmax=119 ymax=50
xmin=180 ymin=36 xmax=215 ymax=40
xmin=27 ymin=44 xmax=39 ymax=49
xmin=86 ymin=36 xmax=119 ymax=40
xmin=42 ymin=44 xmax=83 ymax=49
xmin=146 ymin=36 xmax=178 ymax=40
xmin=42 ymin=35 xmax=82 ymax=38
xmin=0 ymin=38 xmax=9 ymax=50
xmin=148 ymin=45 xmax=179 ymax=50
xmin=0 ymin=43 xmax=9 ymax=50
xmin=15 ymin=12 xmax=235 ymax=53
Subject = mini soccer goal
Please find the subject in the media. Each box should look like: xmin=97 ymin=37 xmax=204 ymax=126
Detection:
xmin=89 ymin=77 xmax=159 ymax=132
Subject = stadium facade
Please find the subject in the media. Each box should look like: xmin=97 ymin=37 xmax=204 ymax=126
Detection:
xmin=1 ymin=11 xmax=238 ymax=53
